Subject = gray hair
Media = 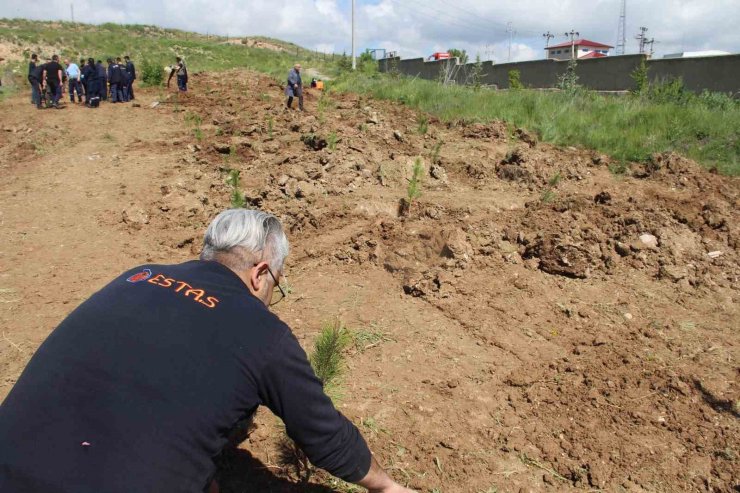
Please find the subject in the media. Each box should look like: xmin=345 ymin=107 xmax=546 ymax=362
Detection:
xmin=200 ymin=209 xmax=289 ymax=272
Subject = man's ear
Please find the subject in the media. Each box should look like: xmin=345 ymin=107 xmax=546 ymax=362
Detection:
xmin=249 ymin=262 xmax=269 ymax=292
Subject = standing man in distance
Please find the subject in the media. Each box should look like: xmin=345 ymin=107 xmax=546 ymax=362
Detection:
xmin=81 ymin=58 xmax=96 ymax=105
xmin=28 ymin=53 xmax=42 ymax=108
xmin=64 ymin=58 xmax=83 ymax=104
xmin=124 ymin=55 xmax=136 ymax=100
xmin=0 ymin=209 xmax=416 ymax=493
xmin=42 ymin=54 xmax=64 ymax=108
xmin=96 ymin=59 xmax=107 ymax=101
xmin=285 ymin=63 xmax=304 ymax=111
xmin=167 ymin=56 xmax=188 ymax=92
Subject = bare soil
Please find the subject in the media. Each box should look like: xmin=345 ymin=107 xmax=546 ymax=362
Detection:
xmin=0 ymin=70 xmax=738 ymax=492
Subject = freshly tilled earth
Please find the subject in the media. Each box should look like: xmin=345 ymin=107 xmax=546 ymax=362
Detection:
xmin=0 ymin=69 xmax=738 ymax=492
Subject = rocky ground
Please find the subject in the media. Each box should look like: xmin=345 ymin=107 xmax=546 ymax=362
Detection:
xmin=0 ymin=69 xmax=738 ymax=492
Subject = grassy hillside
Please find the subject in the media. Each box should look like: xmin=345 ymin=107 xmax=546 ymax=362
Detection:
xmin=0 ymin=19 xmax=338 ymax=86
xmin=331 ymin=72 xmax=740 ymax=175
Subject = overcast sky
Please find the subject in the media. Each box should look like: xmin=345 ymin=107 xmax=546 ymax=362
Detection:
xmin=2 ymin=0 xmax=738 ymax=62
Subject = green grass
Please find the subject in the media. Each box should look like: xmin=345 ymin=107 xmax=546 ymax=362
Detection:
xmin=330 ymin=72 xmax=740 ymax=175
xmin=0 ymin=18 xmax=341 ymax=84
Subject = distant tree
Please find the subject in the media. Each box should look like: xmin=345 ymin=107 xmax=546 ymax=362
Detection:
xmin=447 ymin=48 xmax=468 ymax=64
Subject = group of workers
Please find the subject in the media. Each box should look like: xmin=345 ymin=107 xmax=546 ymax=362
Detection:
xmin=27 ymin=53 xmax=136 ymax=109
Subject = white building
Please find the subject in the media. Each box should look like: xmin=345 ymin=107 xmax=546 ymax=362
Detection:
xmin=546 ymin=39 xmax=613 ymax=60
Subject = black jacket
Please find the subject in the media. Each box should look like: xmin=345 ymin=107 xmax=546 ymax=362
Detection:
xmin=126 ymin=60 xmax=136 ymax=80
xmin=0 ymin=261 xmax=371 ymax=493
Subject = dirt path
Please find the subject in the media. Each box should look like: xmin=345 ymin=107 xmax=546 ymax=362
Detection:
xmin=0 ymin=93 xmax=189 ymax=388
xmin=1 ymin=72 xmax=739 ymax=492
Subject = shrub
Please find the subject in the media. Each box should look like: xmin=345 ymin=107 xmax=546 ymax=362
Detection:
xmin=508 ymin=69 xmax=523 ymax=90
xmin=557 ymin=58 xmax=580 ymax=93
xmin=470 ymin=54 xmax=484 ymax=91
xmin=630 ymin=58 xmax=649 ymax=95
xmin=140 ymin=58 xmax=164 ymax=87
xmin=647 ymin=78 xmax=692 ymax=105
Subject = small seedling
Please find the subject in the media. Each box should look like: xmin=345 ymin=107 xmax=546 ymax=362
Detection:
xmin=193 ymin=127 xmax=203 ymax=141
xmin=225 ymin=169 xmax=246 ymax=208
xmin=417 ymin=115 xmax=429 ymax=135
xmin=259 ymin=92 xmax=271 ymax=102
xmin=407 ymin=157 xmax=424 ymax=202
xmin=327 ymin=131 xmax=339 ymax=151
xmin=267 ymin=116 xmax=274 ymax=139
xmin=102 ymin=133 xmax=116 ymax=142
xmin=184 ymin=111 xmax=202 ymax=127
xmin=310 ymin=320 xmax=351 ymax=391
xmin=548 ymin=171 xmax=562 ymax=187
xmin=430 ymin=141 xmax=443 ymax=165
xmin=541 ymin=188 xmax=556 ymax=203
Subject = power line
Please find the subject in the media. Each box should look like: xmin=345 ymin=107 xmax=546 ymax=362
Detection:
xmin=384 ymin=0 xmax=505 ymax=41
xmin=387 ymin=0 xmax=536 ymax=41
xmin=432 ymin=0 xmax=541 ymax=35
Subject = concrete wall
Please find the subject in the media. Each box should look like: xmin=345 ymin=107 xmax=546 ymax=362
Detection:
xmin=575 ymin=55 xmax=643 ymax=91
xmin=379 ymin=53 xmax=740 ymax=94
xmin=648 ymin=54 xmax=740 ymax=94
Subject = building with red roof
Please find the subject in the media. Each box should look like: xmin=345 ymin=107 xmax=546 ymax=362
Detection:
xmin=546 ymin=39 xmax=613 ymax=60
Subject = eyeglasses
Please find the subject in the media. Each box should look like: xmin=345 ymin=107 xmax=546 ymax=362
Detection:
xmin=266 ymin=265 xmax=287 ymax=306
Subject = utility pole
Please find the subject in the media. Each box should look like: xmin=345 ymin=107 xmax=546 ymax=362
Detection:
xmin=645 ymin=38 xmax=656 ymax=58
xmin=351 ymin=0 xmax=356 ymax=70
xmin=616 ymin=0 xmax=626 ymax=55
xmin=543 ymin=31 xmax=554 ymax=48
xmin=506 ymin=22 xmax=515 ymax=62
xmin=636 ymin=26 xmax=648 ymax=54
xmin=70 ymin=3 xmax=74 ymax=23
xmin=565 ymin=30 xmax=580 ymax=60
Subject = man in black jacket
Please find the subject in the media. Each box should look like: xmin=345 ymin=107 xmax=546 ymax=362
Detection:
xmin=96 ymin=59 xmax=107 ymax=101
xmin=0 ymin=209 xmax=416 ymax=493
xmin=124 ymin=55 xmax=136 ymax=100
xmin=81 ymin=58 xmax=96 ymax=104
xmin=107 ymin=58 xmax=123 ymax=102
xmin=27 ymin=53 xmax=42 ymax=108
xmin=42 ymin=54 xmax=64 ymax=108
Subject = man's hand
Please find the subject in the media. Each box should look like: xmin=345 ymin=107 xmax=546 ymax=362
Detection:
xmin=356 ymin=456 xmax=418 ymax=493
xmin=367 ymin=484 xmax=417 ymax=493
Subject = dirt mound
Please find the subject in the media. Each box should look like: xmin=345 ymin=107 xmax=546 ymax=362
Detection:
xmin=1 ymin=69 xmax=738 ymax=492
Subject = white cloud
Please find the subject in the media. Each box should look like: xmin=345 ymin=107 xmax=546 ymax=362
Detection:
xmin=0 ymin=0 xmax=738 ymax=62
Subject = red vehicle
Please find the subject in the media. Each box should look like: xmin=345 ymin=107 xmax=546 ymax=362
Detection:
xmin=427 ymin=52 xmax=451 ymax=61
